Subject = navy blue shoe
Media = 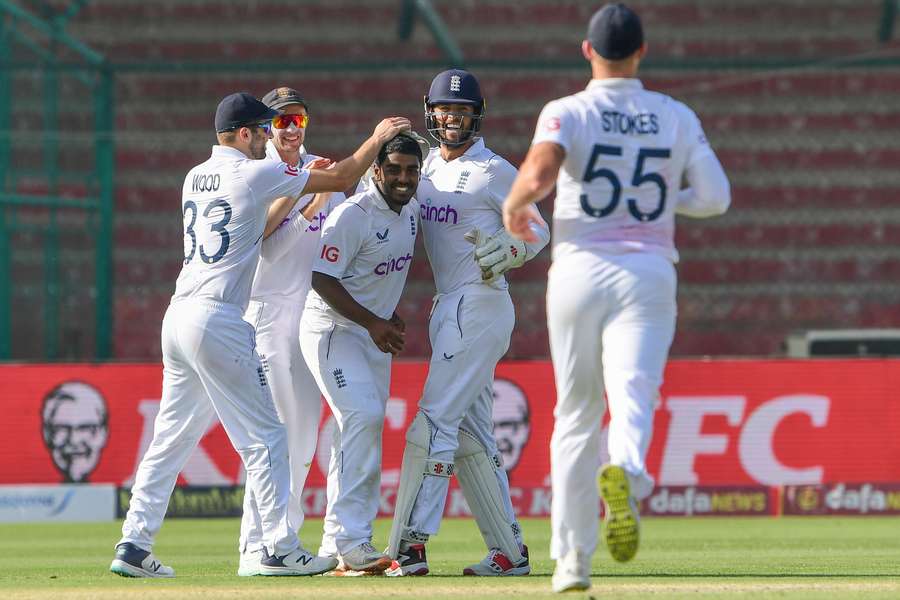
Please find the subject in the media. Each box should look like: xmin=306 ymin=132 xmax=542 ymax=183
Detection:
xmin=109 ymin=542 xmax=175 ymax=578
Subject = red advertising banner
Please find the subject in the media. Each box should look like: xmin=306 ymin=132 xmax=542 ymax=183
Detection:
xmin=3 ymin=360 xmax=900 ymax=517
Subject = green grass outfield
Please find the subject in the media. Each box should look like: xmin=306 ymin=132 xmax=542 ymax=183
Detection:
xmin=2 ymin=516 xmax=899 ymax=599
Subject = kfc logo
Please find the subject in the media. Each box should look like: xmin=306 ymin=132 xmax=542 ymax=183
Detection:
xmin=41 ymin=381 xmax=109 ymax=483
xmin=321 ymin=245 xmax=340 ymax=262
xmin=492 ymin=379 xmax=531 ymax=471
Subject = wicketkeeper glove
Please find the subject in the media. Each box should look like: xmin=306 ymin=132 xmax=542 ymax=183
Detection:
xmin=464 ymin=227 xmax=526 ymax=283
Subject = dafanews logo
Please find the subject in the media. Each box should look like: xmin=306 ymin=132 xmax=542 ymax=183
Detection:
xmin=420 ymin=201 xmax=458 ymax=225
xmin=783 ymin=483 xmax=900 ymax=515
xmin=374 ymin=253 xmax=412 ymax=276
xmin=641 ymin=486 xmax=773 ymax=517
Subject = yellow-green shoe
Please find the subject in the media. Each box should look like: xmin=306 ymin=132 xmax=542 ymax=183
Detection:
xmin=598 ymin=464 xmax=639 ymax=562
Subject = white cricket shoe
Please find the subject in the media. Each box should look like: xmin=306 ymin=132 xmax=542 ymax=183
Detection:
xmin=259 ymin=546 xmax=338 ymax=576
xmin=598 ymin=463 xmax=640 ymax=563
xmin=109 ymin=542 xmax=175 ymax=578
xmin=551 ymin=550 xmax=590 ymax=593
xmin=463 ymin=545 xmax=530 ymax=576
xmin=340 ymin=542 xmax=392 ymax=574
xmin=237 ymin=549 xmax=262 ymax=576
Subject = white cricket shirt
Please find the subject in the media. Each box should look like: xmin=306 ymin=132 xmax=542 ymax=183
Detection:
xmin=303 ymin=187 xmax=419 ymax=329
xmin=532 ymin=78 xmax=721 ymax=262
xmin=171 ymin=145 xmax=310 ymax=311
xmin=418 ymin=139 xmax=550 ymax=294
xmin=249 ymin=142 xmax=345 ymax=305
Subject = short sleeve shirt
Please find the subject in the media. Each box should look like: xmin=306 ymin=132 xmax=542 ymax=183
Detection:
xmin=172 ymin=145 xmax=310 ymax=310
xmin=303 ymin=187 xmax=419 ymax=329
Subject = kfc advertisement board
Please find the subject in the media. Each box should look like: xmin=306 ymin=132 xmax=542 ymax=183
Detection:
xmin=2 ymin=360 xmax=899 ymax=518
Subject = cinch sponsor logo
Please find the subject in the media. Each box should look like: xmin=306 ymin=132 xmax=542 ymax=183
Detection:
xmin=374 ymin=253 xmax=412 ymax=276
xmin=420 ymin=202 xmax=458 ymax=224
xmin=306 ymin=212 xmax=327 ymax=233
xmin=321 ymin=245 xmax=340 ymax=263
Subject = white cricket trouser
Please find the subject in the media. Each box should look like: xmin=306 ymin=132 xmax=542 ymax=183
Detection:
xmin=547 ymin=250 xmax=676 ymax=559
xmin=239 ymin=298 xmax=323 ymax=554
xmin=299 ymin=317 xmax=390 ymax=555
xmin=408 ymin=285 xmax=520 ymax=539
xmin=119 ymin=300 xmax=298 ymax=557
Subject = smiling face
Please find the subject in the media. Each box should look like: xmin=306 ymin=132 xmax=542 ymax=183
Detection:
xmin=41 ymin=382 xmax=109 ymax=482
xmin=271 ymin=103 xmax=308 ymax=161
xmin=430 ymin=103 xmax=475 ymax=147
xmin=374 ymin=151 xmax=421 ymax=211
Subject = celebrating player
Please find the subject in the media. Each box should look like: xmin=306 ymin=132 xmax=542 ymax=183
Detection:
xmin=386 ymin=69 xmax=550 ymax=577
xmin=299 ymin=134 xmax=422 ymax=574
xmin=502 ymin=4 xmax=731 ymax=593
xmin=110 ymin=92 xmax=409 ymax=578
xmin=236 ymin=87 xmax=347 ymax=576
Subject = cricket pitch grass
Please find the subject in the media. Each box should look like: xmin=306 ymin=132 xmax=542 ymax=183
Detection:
xmin=2 ymin=516 xmax=899 ymax=599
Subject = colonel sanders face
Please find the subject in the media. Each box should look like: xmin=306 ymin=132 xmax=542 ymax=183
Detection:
xmin=492 ymin=379 xmax=531 ymax=472
xmin=41 ymin=382 xmax=109 ymax=482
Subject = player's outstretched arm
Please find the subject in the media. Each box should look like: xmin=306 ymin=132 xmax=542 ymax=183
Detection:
xmin=311 ymin=271 xmax=406 ymax=355
xmin=263 ymin=157 xmax=337 ymax=238
xmin=303 ymin=117 xmax=411 ymax=195
xmin=502 ymin=141 xmax=565 ymax=242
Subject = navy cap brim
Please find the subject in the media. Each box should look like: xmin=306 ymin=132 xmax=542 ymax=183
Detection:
xmin=216 ymin=106 xmax=279 ymax=133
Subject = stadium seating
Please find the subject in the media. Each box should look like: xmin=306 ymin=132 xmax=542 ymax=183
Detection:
xmin=8 ymin=0 xmax=899 ymax=359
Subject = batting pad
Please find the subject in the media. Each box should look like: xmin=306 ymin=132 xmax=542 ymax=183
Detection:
xmin=386 ymin=411 xmax=454 ymax=558
xmin=455 ymin=428 xmax=524 ymax=563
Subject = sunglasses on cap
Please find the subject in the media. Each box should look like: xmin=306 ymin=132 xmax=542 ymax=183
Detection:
xmin=273 ymin=114 xmax=309 ymax=129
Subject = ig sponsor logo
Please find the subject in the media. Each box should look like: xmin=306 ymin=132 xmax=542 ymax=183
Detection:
xmin=321 ymin=245 xmax=340 ymax=263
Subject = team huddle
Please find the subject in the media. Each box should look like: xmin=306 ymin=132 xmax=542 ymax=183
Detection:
xmin=109 ymin=4 xmax=730 ymax=594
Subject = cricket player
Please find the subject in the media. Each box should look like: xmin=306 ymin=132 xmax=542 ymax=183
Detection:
xmin=502 ymin=4 xmax=731 ymax=592
xmin=110 ymin=92 xmax=410 ymax=578
xmin=386 ymin=69 xmax=550 ymax=577
xmin=299 ymin=134 xmax=422 ymax=574
xmin=237 ymin=87 xmax=348 ymax=576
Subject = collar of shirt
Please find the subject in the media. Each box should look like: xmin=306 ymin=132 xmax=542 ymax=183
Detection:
xmin=432 ymin=137 xmax=486 ymax=166
xmin=586 ymin=78 xmax=644 ymax=93
xmin=264 ymin=140 xmax=309 ymax=164
xmin=210 ymin=145 xmax=250 ymax=160
xmin=369 ymin=185 xmax=393 ymax=212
